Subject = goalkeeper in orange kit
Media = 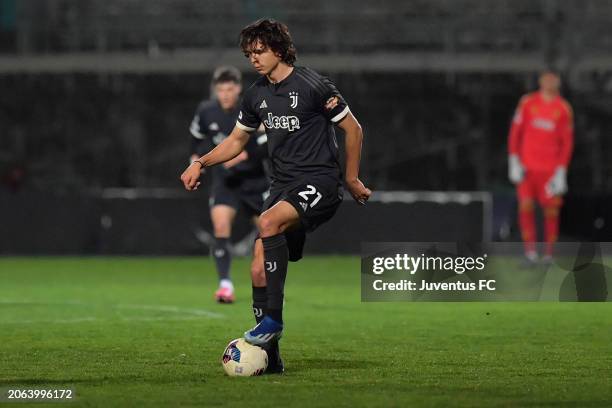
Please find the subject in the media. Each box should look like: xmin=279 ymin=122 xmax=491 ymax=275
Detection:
xmin=507 ymin=70 xmax=574 ymax=264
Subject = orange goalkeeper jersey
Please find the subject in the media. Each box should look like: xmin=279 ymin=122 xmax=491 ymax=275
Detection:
xmin=508 ymin=92 xmax=574 ymax=172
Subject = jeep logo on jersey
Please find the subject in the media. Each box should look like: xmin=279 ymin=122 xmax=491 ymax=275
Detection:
xmin=289 ymin=91 xmax=298 ymax=108
xmin=263 ymin=112 xmax=300 ymax=132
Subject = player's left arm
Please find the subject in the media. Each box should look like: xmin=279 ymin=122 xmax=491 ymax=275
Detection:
xmin=318 ymin=74 xmax=371 ymax=204
xmin=546 ymin=101 xmax=574 ymax=196
xmin=337 ymin=112 xmax=372 ymax=205
xmin=557 ymin=101 xmax=574 ymax=168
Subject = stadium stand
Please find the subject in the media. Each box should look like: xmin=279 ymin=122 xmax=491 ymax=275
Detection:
xmin=3 ymin=0 xmax=599 ymax=54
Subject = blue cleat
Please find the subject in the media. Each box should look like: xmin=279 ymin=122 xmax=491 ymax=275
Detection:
xmin=244 ymin=316 xmax=283 ymax=346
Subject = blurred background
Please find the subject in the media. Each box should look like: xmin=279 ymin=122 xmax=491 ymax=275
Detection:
xmin=1 ymin=0 xmax=612 ymax=254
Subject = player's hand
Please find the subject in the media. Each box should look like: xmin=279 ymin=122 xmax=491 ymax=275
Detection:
xmin=545 ymin=166 xmax=567 ymax=197
xmin=508 ymin=154 xmax=524 ymax=184
xmin=180 ymin=161 xmax=203 ymax=191
xmin=346 ymin=178 xmax=371 ymax=205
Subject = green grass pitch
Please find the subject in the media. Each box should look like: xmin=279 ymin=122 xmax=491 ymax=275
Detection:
xmin=1 ymin=256 xmax=611 ymax=407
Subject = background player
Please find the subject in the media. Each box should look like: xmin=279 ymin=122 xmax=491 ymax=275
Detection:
xmin=181 ymin=18 xmax=371 ymax=372
xmin=507 ymin=70 xmax=574 ymax=264
xmin=189 ymin=66 xmax=269 ymax=303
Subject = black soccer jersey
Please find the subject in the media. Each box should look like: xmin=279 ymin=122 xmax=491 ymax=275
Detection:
xmin=236 ymin=66 xmax=350 ymax=191
xmin=190 ymin=99 xmax=268 ymax=189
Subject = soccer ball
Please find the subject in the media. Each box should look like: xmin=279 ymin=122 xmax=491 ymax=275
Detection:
xmin=221 ymin=338 xmax=268 ymax=376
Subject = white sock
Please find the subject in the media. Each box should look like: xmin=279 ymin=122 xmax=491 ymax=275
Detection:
xmin=220 ymin=279 xmax=234 ymax=291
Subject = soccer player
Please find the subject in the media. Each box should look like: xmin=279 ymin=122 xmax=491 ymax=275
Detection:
xmin=507 ymin=70 xmax=574 ymax=264
xmin=189 ymin=66 xmax=269 ymax=303
xmin=180 ymin=18 xmax=371 ymax=372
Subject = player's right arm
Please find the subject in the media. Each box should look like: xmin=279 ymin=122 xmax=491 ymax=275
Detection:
xmin=508 ymin=95 xmax=528 ymax=184
xmin=223 ymin=125 xmax=268 ymax=169
xmin=181 ymin=86 xmax=261 ymax=191
xmin=180 ymin=126 xmax=251 ymax=190
xmin=508 ymin=95 xmax=528 ymax=154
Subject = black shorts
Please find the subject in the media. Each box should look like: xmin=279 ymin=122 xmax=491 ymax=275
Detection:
xmin=263 ymin=177 xmax=343 ymax=262
xmin=209 ymin=183 xmax=267 ymax=218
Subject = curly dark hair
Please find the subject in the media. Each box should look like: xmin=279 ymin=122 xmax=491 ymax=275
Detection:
xmin=239 ymin=19 xmax=297 ymax=66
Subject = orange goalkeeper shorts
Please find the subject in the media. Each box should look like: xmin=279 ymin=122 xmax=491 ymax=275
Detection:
xmin=517 ymin=169 xmax=563 ymax=207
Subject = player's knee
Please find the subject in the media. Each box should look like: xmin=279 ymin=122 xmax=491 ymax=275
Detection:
xmin=258 ymin=213 xmax=281 ymax=237
xmin=250 ymin=261 xmax=266 ymax=286
xmin=213 ymin=221 xmax=232 ymax=237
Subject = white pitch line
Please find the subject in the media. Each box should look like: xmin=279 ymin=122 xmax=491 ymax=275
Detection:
xmin=118 ymin=315 xmax=204 ymax=322
xmin=0 ymin=299 xmax=85 ymax=306
xmin=0 ymin=299 xmax=225 ymax=324
xmin=115 ymin=303 xmax=224 ymax=319
xmin=1 ymin=317 xmax=99 ymax=324
xmin=1 ymin=315 xmax=209 ymax=324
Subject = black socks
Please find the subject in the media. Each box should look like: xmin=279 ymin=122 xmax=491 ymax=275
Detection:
xmin=261 ymin=234 xmax=289 ymax=324
xmin=252 ymin=286 xmax=267 ymax=324
xmin=213 ymin=237 xmax=231 ymax=282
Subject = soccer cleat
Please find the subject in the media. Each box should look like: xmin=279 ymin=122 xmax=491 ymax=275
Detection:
xmin=214 ymin=287 xmax=235 ymax=304
xmin=264 ymin=341 xmax=284 ymax=374
xmin=244 ymin=316 xmax=283 ymax=346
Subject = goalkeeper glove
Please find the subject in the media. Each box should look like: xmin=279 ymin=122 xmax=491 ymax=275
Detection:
xmin=508 ymin=154 xmax=524 ymax=184
xmin=545 ymin=166 xmax=567 ymax=197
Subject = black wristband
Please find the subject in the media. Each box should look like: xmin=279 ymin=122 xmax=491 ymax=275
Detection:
xmin=193 ymin=160 xmax=204 ymax=168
